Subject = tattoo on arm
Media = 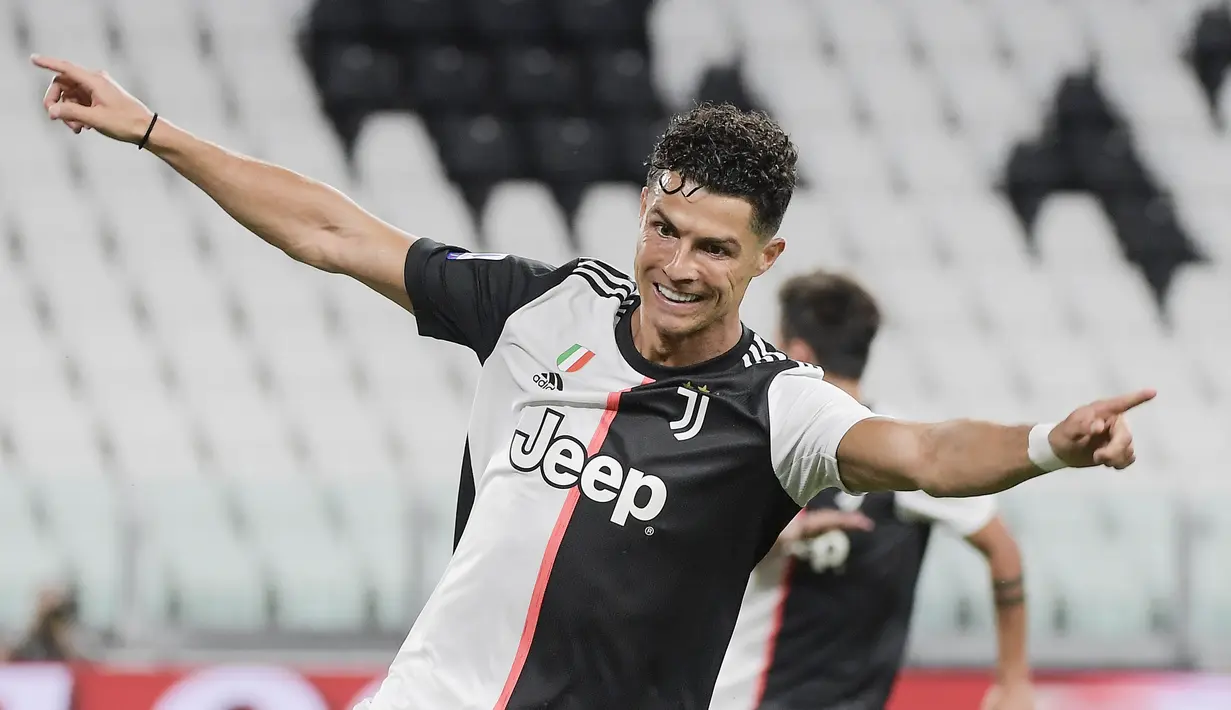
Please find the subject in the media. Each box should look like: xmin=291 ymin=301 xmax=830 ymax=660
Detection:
xmin=993 ymin=575 xmax=1026 ymax=608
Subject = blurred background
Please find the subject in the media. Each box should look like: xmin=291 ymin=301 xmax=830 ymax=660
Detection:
xmin=1 ymin=0 xmax=1230 ymax=707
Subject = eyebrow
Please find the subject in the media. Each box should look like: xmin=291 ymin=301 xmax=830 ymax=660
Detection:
xmin=648 ymin=207 xmax=740 ymax=249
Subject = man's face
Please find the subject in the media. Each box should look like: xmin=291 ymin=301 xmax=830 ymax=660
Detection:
xmin=632 ymin=172 xmax=785 ymax=340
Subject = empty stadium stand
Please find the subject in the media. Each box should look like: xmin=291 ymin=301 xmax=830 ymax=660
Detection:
xmin=1 ymin=0 xmax=1230 ymax=671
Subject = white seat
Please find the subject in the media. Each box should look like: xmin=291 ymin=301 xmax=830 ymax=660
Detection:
xmin=103 ymin=391 xmax=204 ymax=479
xmin=354 ymin=112 xmax=448 ymax=189
xmin=132 ymin=476 xmax=268 ymax=631
xmin=30 ymin=475 xmax=124 ymax=630
xmin=1173 ymin=198 xmax=1231 ymax=264
xmin=845 ymin=59 xmax=948 ymax=133
xmin=1041 ymin=264 xmax=1166 ymax=338
xmin=897 ymin=0 xmax=1000 ymax=66
xmin=933 ymin=62 xmax=1041 ymax=173
xmin=648 ymin=0 xmax=738 ymax=109
xmin=284 ymin=389 xmax=398 ymax=480
xmin=830 ymin=196 xmax=943 ymax=267
xmin=748 ymin=53 xmax=859 ymax=131
xmin=1071 ymin=0 xmax=1173 ymax=68
xmin=6 ymin=388 xmax=105 ymax=477
xmin=794 ymin=127 xmax=896 ymax=195
xmin=986 ymin=0 xmax=1090 ymax=102
xmin=231 ymin=477 xmax=368 ymax=631
xmin=1099 ymin=63 xmax=1216 ymax=136
xmin=810 ymin=0 xmax=914 ymax=65
xmin=911 ymin=530 xmax=994 ymax=638
xmin=772 ymin=191 xmax=852 ymax=274
xmin=481 ymin=181 xmax=575 ymax=267
xmin=1138 ymin=135 xmax=1231 ymax=200
xmin=1004 ymin=337 xmax=1118 ymax=415
xmin=858 ymin=262 xmax=980 ymax=335
xmin=913 ymin=334 xmax=1023 ymax=419
xmin=326 ymin=478 xmax=415 ymax=627
xmin=575 ymin=183 xmax=640 ymax=275
xmin=881 ymin=128 xmax=984 ymax=195
xmin=1168 ymin=264 xmax=1231 ymax=338
xmin=366 ymin=181 xmax=478 ymax=250
xmin=1033 ymin=193 xmax=1124 ymax=266
xmin=912 ymin=193 xmax=1033 ymax=268
xmin=725 ymin=0 xmax=814 ymax=53
xmin=187 ymin=387 xmax=301 ymax=477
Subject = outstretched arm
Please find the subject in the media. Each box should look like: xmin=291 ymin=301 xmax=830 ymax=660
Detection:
xmin=33 ymin=55 xmax=415 ymax=311
xmin=835 ymin=389 xmax=1155 ymax=497
xmin=966 ymin=517 xmax=1033 ymax=709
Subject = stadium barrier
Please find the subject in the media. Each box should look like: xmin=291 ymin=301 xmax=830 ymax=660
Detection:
xmin=1 ymin=663 xmax=1230 ymax=709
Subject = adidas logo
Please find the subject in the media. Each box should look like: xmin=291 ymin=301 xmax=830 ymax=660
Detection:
xmin=533 ymin=372 xmax=564 ymax=391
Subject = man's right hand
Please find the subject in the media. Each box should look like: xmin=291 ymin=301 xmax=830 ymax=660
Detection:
xmin=777 ymin=509 xmax=874 ymax=551
xmin=33 ymin=54 xmax=155 ymax=142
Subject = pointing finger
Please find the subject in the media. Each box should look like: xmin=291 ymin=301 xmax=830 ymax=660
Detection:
xmin=31 ymin=55 xmax=98 ymax=92
xmin=1099 ymin=389 xmax=1156 ymax=415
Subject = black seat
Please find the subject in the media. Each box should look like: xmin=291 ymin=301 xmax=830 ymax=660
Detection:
xmin=588 ymin=49 xmax=658 ymax=114
xmin=307 ymin=0 xmax=372 ymax=41
xmin=527 ymin=117 xmax=615 ymax=185
xmin=499 ymin=47 xmax=582 ymax=114
xmin=434 ymin=114 xmax=525 ymax=184
xmin=611 ymin=117 xmax=667 ymax=183
xmin=463 ymin=0 xmax=553 ymax=44
xmin=318 ymin=43 xmax=400 ymax=111
xmin=552 ymin=0 xmax=648 ymax=47
xmin=372 ymin=0 xmax=457 ymax=42
xmin=1184 ymin=5 xmax=1231 ymax=119
xmin=405 ymin=46 xmax=493 ymax=113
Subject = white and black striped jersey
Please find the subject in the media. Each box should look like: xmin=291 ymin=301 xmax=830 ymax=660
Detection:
xmin=362 ymin=239 xmax=875 ymax=710
xmin=711 ymin=485 xmax=996 ymax=710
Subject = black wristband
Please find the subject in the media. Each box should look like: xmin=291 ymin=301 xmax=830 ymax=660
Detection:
xmin=137 ymin=113 xmax=158 ymax=150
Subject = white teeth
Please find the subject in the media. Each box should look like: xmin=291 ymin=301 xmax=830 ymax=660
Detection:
xmin=657 ymin=284 xmax=701 ymax=303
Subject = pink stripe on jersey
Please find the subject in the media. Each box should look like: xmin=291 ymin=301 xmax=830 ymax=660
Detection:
xmin=493 ymin=390 xmax=626 ymax=710
xmin=752 ymin=556 xmax=797 ymax=708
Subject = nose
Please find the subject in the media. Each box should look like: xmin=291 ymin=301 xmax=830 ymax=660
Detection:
xmin=662 ymin=241 xmax=700 ymax=283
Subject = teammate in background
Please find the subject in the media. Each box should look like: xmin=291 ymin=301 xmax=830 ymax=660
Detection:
xmin=34 ymin=54 xmax=1151 ymax=710
xmin=711 ymin=271 xmax=1033 ymax=710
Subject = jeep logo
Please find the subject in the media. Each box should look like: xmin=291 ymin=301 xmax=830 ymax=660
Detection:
xmin=509 ymin=408 xmax=667 ymax=526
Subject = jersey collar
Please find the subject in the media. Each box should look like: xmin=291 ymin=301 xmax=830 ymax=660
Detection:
xmin=615 ymin=297 xmax=757 ymax=381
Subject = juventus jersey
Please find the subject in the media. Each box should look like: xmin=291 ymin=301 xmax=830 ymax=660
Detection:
xmin=711 ymin=486 xmax=995 ymax=710
xmin=362 ymin=240 xmax=875 ymax=710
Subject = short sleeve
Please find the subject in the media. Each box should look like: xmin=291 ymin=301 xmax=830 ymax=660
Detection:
xmin=768 ymin=365 xmax=878 ymax=506
xmin=404 ymin=239 xmax=566 ymax=361
xmin=895 ymin=490 xmax=997 ymax=537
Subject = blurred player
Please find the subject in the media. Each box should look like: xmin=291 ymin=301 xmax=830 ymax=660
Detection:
xmin=34 ymin=55 xmax=1150 ymax=710
xmin=711 ymin=271 xmax=1033 ymax=710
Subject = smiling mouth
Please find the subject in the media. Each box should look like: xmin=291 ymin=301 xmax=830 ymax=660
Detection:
xmin=654 ymin=283 xmax=703 ymax=305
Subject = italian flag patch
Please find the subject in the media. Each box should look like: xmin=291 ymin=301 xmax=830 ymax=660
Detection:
xmin=556 ymin=344 xmax=595 ymax=373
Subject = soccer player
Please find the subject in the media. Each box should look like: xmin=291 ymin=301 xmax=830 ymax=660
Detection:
xmin=34 ymin=55 xmax=1151 ymax=710
xmin=711 ymin=270 xmax=1033 ymax=710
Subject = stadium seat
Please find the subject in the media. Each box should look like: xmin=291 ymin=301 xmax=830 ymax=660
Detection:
xmin=0 ymin=476 xmax=70 ymax=634
xmin=325 ymin=478 xmax=416 ymax=627
xmin=231 ymin=477 xmax=368 ymax=630
xmin=132 ymin=476 xmax=268 ymax=631
xmin=912 ymin=530 xmax=994 ymax=638
xmin=552 ymin=0 xmax=649 ymax=47
xmin=588 ymin=49 xmax=659 ymax=115
xmin=354 ymin=112 xmax=449 ymax=188
xmin=434 ymin=114 xmax=525 ymax=186
xmin=406 ymin=46 xmax=493 ymax=114
xmin=498 ymin=47 xmax=583 ymax=115
xmin=574 ymin=182 xmax=640 ymax=274
xmin=482 ymin=181 xmax=575 ymax=267
xmin=370 ymin=0 xmax=456 ymax=41
xmin=647 ymin=0 xmax=739 ymax=110
xmin=29 ymin=475 xmax=125 ymax=631
xmin=463 ymin=0 xmax=552 ymax=44
xmin=527 ymin=117 xmax=615 ymax=188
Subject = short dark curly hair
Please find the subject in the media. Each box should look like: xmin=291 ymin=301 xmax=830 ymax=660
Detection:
xmin=779 ymin=270 xmax=881 ymax=380
xmin=647 ymin=103 xmax=798 ymax=239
